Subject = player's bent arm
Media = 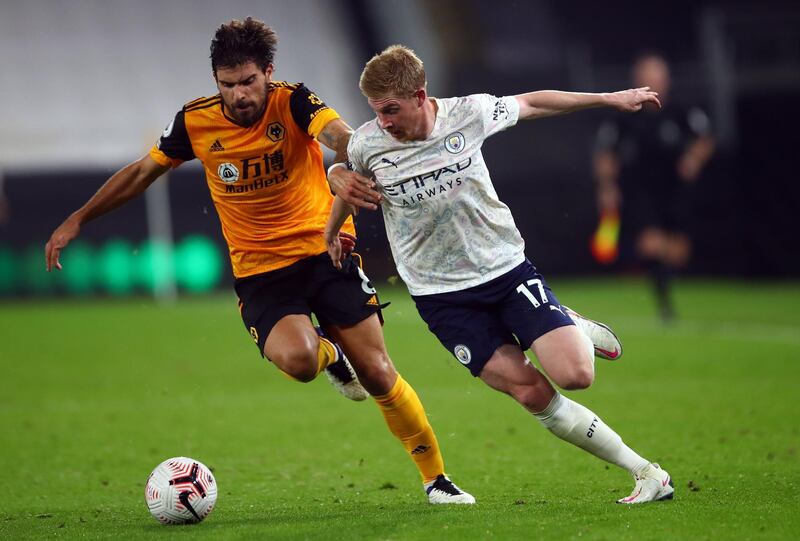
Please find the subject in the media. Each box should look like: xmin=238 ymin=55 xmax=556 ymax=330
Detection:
xmin=516 ymin=87 xmax=661 ymax=121
xmin=318 ymin=118 xmax=381 ymax=209
xmin=317 ymin=117 xmax=353 ymax=166
xmin=45 ymin=155 xmax=170 ymax=271
xmin=324 ymin=196 xmax=357 ymax=269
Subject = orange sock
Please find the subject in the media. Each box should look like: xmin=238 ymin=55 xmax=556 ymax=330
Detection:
xmin=373 ymin=374 xmax=445 ymax=483
xmin=316 ymin=337 xmax=338 ymax=373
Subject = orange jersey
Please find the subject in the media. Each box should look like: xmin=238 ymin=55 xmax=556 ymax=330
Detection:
xmin=149 ymin=81 xmax=354 ymax=278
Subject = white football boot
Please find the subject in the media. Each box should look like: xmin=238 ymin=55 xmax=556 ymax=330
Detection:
xmin=425 ymin=475 xmax=476 ymax=504
xmin=617 ymin=463 xmax=674 ymax=504
xmin=316 ymin=327 xmax=369 ymax=401
xmin=563 ymin=306 xmax=623 ymax=360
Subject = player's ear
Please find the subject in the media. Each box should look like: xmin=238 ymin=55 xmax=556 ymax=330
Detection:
xmin=415 ymin=88 xmax=427 ymax=107
xmin=264 ymin=63 xmax=274 ymax=77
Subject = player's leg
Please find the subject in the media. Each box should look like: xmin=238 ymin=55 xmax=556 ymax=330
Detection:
xmin=562 ymin=306 xmax=623 ymax=360
xmin=325 ymin=314 xmax=395 ymax=395
xmin=326 ymin=314 xmax=474 ymax=504
xmin=478 ymin=343 xmax=557 ymax=412
xmin=479 ymin=344 xmax=673 ymax=503
xmin=262 ymin=315 xmax=366 ymax=400
xmin=497 ymin=262 xmax=596 ymax=390
xmin=530 ymin=325 xmax=595 ymax=390
xmin=314 ymin=255 xmax=474 ymax=503
xmin=665 ymin=232 xmax=690 ymax=268
xmin=637 ymin=227 xmax=676 ymax=322
xmin=624 ymin=186 xmax=678 ymax=322
xmin=496 ymin=263 xmax=673 ymax=502
xmin=481 ymin=343 xmax=646 ymax=473
xmin=233 ymin=263 xmax=366 ymax=400
xmin=263 ymin=314 xmax=339 ymax=382
xmin=326 ymin=315 xmax=473 ymax=503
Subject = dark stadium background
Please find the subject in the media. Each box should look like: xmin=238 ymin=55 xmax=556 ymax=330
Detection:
xmin=1 ymin=0 xmax=798 ymax=298
xmin=2 ymin=3 xmax=800 ymax=539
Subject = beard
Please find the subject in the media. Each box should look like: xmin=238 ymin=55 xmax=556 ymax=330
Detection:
xmin=227 ymin=100 xmax=264 ymax=127
xmin=225 ymin=83 xmax=269 ymax=127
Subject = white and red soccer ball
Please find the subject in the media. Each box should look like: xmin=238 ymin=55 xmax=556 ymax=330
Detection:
xmin=145 ymin=457 xmax=217 ymax=524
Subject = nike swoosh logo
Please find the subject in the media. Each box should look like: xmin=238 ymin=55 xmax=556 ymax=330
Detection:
xmin=621 ymin=487 xmax=642 ymax=503
xmin=662 ymin=476 xmax=670 ymax=487
xmin=179 ymin=491 xmax=202 ymax=521
xmin=596 ymin=346 xmax=620 ymax=359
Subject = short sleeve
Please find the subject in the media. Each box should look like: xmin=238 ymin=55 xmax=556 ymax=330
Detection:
xmin=289 ymin=84 xmax=340 ymax=138
xmin=150 ymin=110 xmax=194 ymax=168
xmin=346 ymin=135 xmax=366 ymax=176
xmin=472 ymin=94 xmax=520 ymax=138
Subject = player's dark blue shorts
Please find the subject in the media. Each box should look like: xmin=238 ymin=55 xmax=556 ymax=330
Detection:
xmin=234 ymin=252 xmax=383 ymax=356
xmin=412 ymin=259 xmax=574 ymax=377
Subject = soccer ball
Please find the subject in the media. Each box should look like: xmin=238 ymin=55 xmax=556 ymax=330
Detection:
xmin=144 ymin=457 xmax=217 ymax=524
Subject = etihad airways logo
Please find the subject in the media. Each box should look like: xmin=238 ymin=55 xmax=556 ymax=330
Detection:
xmin=383 ymin=157 xmax=472 ymax=206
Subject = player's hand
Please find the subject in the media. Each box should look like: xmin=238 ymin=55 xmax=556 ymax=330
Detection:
xmin=609 ymin=87 xmax=661 ymax=113
xmin=328 ymin=167 xmax=382 ymax=211
xmin=45 ymin=216 xmax=81 ymax=271
xmin=338 ymin=231 xmax=356 ymax=256
xmin=326 ymin=230 xmax=357 ymax=270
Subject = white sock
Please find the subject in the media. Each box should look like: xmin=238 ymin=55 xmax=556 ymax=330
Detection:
xmin=534 ymin=393 xmax=649 ymax=475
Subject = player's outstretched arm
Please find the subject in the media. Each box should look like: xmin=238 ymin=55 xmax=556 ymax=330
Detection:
xmin=45 ymin=155 xmax=170 ymax=271
xmin=317 ymin=118 xmax=382 ymax=210
xmin=516 ymin=87 xmax=661 ymax=121
xmin=324 ymin=196 xmax=357 ymax=270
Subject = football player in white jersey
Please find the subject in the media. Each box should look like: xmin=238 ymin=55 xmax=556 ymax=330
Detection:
xmin=324 ymin=45 xmax=673 ymax=504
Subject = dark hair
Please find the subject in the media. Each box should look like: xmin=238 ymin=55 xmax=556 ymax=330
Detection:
xmin=210 ymin=17 xmax=277 ymax=75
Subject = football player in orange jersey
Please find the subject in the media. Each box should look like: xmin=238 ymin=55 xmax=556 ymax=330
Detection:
xmin=44 ymin=17 xmax=473 ymax=504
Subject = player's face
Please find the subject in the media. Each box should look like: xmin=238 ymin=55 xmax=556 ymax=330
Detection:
xmin=633 ymin=56 xmax=670 ymax=100
xmin=216 ymin=62 xmax=273 ymax=127
xmin=368 ymin=92 xmax=426 ymax=142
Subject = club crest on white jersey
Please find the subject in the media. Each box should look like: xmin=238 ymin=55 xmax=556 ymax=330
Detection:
xmin=444 ymin=131 xmax=465 ymax=153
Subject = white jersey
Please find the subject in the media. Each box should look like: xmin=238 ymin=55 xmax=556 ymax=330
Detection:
xmin=348 ymin=94 xmax=526 ymax=296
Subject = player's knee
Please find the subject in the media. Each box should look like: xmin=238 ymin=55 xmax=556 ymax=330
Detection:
xmin=353 ymin=350 xmax=396 ymax=394
xmin=559 ymin=362 xmax=594 ymax=390
xmin=270 ymin=346 xmax=319 ymax=383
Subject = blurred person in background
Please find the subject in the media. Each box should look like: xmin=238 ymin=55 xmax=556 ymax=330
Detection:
xmin=593 ymin=52 xmax=715 ymax=321
xmin=44 ymin=17 xmax=475 ymax=505
xmin=325 ymin=44 xmax=673 ymax=504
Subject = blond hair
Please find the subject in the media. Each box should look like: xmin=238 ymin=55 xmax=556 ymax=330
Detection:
xmin=359 ymin=45 xmax=426 ymax=99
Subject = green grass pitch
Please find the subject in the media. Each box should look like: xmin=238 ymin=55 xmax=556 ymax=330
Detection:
xmin=1 ymin=278 xmax=798 ymax=540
